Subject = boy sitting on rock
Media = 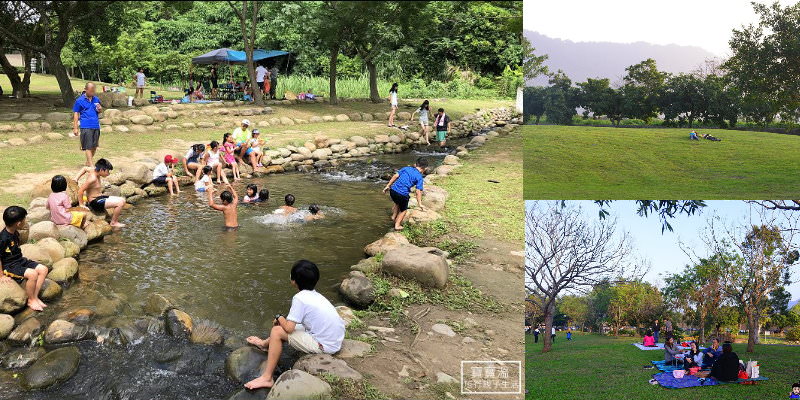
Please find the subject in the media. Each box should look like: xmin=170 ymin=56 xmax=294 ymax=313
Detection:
xmin=77 ymin=158 xmax=127 ymax=228
xmin=244 ymin=260 xmax=345 ymax=390
xmin=0 ymin=206 xmax=50 ymax=311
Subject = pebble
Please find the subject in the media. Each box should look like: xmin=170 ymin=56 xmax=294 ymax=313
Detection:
xmin=431 ymin=323 xmax=456 ymax=337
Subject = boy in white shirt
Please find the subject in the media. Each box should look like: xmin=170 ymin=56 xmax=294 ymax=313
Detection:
xmin=244 ymin=260 xmax=345 ymax=390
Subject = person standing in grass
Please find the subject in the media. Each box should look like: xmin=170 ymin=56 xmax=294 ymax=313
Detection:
xmin=72 ymin=82 xmax=102 ymax=167
xmin=256 ymin=64 xmax=268 ymax=96
xmin=664 ymin=318 xmax=673 ymax=339
xmin=566 ymin=329 xmax=572 ymax=341
xmin=210 ymin=64 xmax=219 ymax=98
xmin=652 ymin=319 xmax=660 ymax=344
xmin=433 ymin=108 xmax=451 ymax=148
xmin=133 ymin=68 xmax=146 ymax=98
xmin=533 ymin=327 xmax=539 ymax=343
xmin=383 ymin=157 xmax=427 ymax=231
xmin=551 ymin=326 xmax=556 ymax=342
xmin=387 ymin=83 xmax=399 ymax=127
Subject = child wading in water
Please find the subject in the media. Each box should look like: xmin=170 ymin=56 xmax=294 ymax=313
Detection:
xmin=47 ymin=175 xmax=86 ymax=228
xmin=195 ymin=166 xmax=214 ymax=192
xmin=208 ymin=183 xmax=239 ymax=230
xmin=305 ymin=204 xmax=325 ymax=221
xmin=77 ymin=158 xmax=127 ymax=227
xmin=222 ymin=133 xmax=241 ymax=181
xmin=277 ymin=194 xmax=298 ymax=215
xmin=244 ymin=260 xmax=345 ymax=390
xmin=1 ymin=206 xmax=51 ymax=311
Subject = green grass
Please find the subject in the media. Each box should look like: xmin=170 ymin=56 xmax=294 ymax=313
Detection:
xmin=523 ymin=125 xmax=800 ymax=198
xmin=439 ymin=131 xmax=523 ymax=243
xmin=526 ymin=332 xmax=800 ymax=399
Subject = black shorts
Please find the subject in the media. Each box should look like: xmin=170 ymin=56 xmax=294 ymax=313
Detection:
xmin=3 ymin=259 xmax=38 ymax=282
xmin=152 ymin=176 xmax=168 ymax=186
xmin=80 ymin=128 xmax=101 ymax=151
xmin=88 ymin=195 xmax=109 ymax=213
xmin=389 ymin=189 xmax=410 ymax=212
xmin=211 ymin=78 xmax=218 ymax=89
xmin=257 ymin=81 xmax=265 ymax=91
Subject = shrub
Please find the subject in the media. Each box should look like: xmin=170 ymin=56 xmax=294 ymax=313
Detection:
xmin=785 ymin=327 xmax=800 ymax=342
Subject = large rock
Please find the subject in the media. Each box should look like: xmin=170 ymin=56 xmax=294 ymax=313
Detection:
xmin=382 ymin=245 xmax=449 ymax=288
xmin=0 ymin=314 xmax=14 ymax=339
xmin=335 ymin=339 xmax=371 ymax=359
xmin=420 ymin=185 xmax=448 ymax=212
xmin=34 ymin=237 xmax=66 ymax=263
xmin=30 ymin=178 xmax=79 ymax=206
xmin=335 ymin=306 xmax=359 ymax=327
xmin=20 ymin=244 xmax=52 ymax=267
xmin=164 ymin=308 xmax=193 ymax=339
xmin=44 ymin=319 xmax=90 ymax=344
xmin=293 ymin=353 xmax=363 ymax=380
xmin=364 ymin=232 xmax=410 ymax=256
xmin=61 ymin=240 xmax=80 ymax=258
xmin=118 ymin=162 xmax=152 ymax=184
xmin=45 ymin=112 xmax=72 ymax=122
xmin=338 ymin=271 xmax=375 ymax=309
xmin=266 ymin=369 xmax=332 ymax=400
xmin=49 ymin=257 xmax=79 ymax=282
xmin=23 ymin=346 xmax=81 ymax=390
xmin=0 ymin=281 xmax=27 ymax=313
xmin=225 ymin=346 xmax=266 ymax=382
xmin=8 ymin=317 xmax=42 ymax=344
xmin=0 ymin=347 xmax=46 ymax=369
xmin=349 ymin=136 xmax=369 ymax=147
xmin=144 ymin=293 xmax=174 ymax=315
xmin=28 ymin=221 xmax=61 ymax=241
xmin=40 ymin=278 xmax=63 ymax=301
xmin=334 ymin=114 xmax=350 ymax=122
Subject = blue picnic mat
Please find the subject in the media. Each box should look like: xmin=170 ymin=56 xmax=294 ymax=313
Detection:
xmin=653 ymin=372 xmax=769 ymax=389
xmin=651 ymin=360 xmax=694 ymax=372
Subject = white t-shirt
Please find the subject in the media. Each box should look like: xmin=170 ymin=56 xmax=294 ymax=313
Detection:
xmin=152 ymin=163 xmax=169 ymax=179
xmin=194 ymin=175 xmax=210 ymax=191
xmin=390 ymin=91 xmax=398 ymax=106
xmin=136 ymin=72 xmax=145 ymax=86
xmin=286 ymin=290 xmax=345 ymax=353
xmin=256 ymin=66 xmax=267 ymax=82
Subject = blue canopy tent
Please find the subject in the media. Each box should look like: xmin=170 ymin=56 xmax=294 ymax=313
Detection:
xmin=189 ymin=48 xmax=290 ymax=98
xmin=224 ymin=49 xmax=289 ymax=64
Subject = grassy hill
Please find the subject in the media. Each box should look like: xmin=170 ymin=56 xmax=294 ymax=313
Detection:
xmin=523 ymin=125 xmax=800 ymax=199
xmin=526 ymin=332 xmax=800 ymax=399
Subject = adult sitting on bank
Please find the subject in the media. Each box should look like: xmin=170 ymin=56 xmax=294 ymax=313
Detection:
xmin=710 ymin=342 xmax=740 ymax=382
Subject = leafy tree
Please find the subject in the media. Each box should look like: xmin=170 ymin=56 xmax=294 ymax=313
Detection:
xmin=228 ymin=0 xmax=264 ymax=105
xmin=522 ymin=86 xmax=546 ymax=124
xmin=608 ymin=281 xmax=663 ymax=335
xmin=522 ymin=36 xmax=548 ymax=82
xmin=557 ymin=295 xmax=589 ymax=330
xmin=543 ymin=70 xmax=577 ymax=125
xmin=621 ymin=59 xmax=668 ymax=122
xmin=663 ymin=255 xmax=727 ymax=342
xmin=577 ymin=78 xmax=624 ymax=125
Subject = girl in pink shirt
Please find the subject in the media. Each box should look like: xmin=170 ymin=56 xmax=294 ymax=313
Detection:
xmin=46 ymin=175 xmax=86 ymax=228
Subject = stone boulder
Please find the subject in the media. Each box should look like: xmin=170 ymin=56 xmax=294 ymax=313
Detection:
xmin=35 ymin=237 xmax=66 ymax=263
xmin=0 ymin=314 xmax=14 ymax=339
xmin=349 ymin=257 xmax=380 ymax=274
xmin=117 ymin=162 xmax=152 ymax=184
xmin=164 ymin=308 xmax=193 ymax=339
xmin=364 ymin=232 xmax=410 ymax=256
xmin=28 ymin=221 xmax=61 ymax=241
xmin=349 ymin=136 xmax=369 ymax=147
xmin=0 ymin=281 xmax=27 ymax=313
xmin=23 ymin=346 xmax=81 ymax=390
xmin=49 ymin=257 xmax=79 ymax=282
xmin=45 ymin=112 xmax=72 ymax=122
xmin=442 ymin=155 xmax=460 ymax=165
xmin=266 ymin=369 xmax=332 ymax=400
xmin=8 ymin=317 xmax=42 ymax=344
xmin=1 ymin=347 xmax=46 ymax=369
xmin=44 ymin=319 xmax=90 ymax=344
xmin=420 ymin=185 xmax=448 ymax=212
xmin=40 ymin=278 xmax=63 ymax=301
xmin=335 ymin=306 xmax=359 ymax=327
xmin=225 ymin=346 xmax=267 ymax=382
xmin=61 ymin=240 xmax=80 ymax=258
xmin=335 ymin=339 xmax=371 ymax=359
xmin=382 ymin=245 xmax=449 ymax=288
xmin=335 ymin=114 xmax=350 ymax=122
xmin=20 ymin=243 xmax=52 ymax=266
xmin=338 ymin=271 xmax=375 ymax=309
xmin=144 ymin=293 xmax=174 ymax=315
xmin=397 ymin=111 xmax=412 ymax=121
xmin=294 ymin=353 xmax=363 ymax=380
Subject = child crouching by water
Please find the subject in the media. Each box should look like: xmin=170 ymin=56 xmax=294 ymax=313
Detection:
xmin=195 ymin=166 xmax=213 ymax=192
xmin=244 ymin=260 xmax=345 ymax=390
xmin=208 ymin=183 xmax=238 ymax=230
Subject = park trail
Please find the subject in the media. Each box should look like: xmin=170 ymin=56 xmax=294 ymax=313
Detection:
xmin=348 ymin=236 xmax=525 ymax=400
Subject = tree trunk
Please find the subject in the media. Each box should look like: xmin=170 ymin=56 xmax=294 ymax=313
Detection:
xmin=21 ymin=50 xmax=32 ymax=97
xmin=45 ymin=49 xmax=76 ymax=108
xmin=746 ymin=310 xmax=757 ymax=353
xmin=0 ymin=53 xmax=23 ymax=98
xmin=366 ymin=60 xmax=380 ymax=103
xmin=328 ymin=45 xmax=338 ymax=105
xmin=542 ymin=300 xmax=555 ymax=353
xmin=248 ymin=1 xmax=263 ymax=106
xmin=535 ymin=115 xmax=541 ymax=124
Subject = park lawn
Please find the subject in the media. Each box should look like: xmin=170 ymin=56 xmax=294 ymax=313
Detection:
xmin=439 ymin=131 xmax=523 ymax=243
xmin=523 ymin=125 xmax=800 ymax=199
xmin=526 ymin=332 xmax=800 ymax=400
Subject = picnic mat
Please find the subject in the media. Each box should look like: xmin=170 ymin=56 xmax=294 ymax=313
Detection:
xmin=651 ymin=360 xmax=692 ymax=372
xmin=633 ymin=343 xmax=690 ymax=351
xmin=652 ymin=372 xmax=769 ymax=389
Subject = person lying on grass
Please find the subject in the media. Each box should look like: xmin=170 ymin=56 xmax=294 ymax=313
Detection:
xmin=244 ymin=260 xmax=345 ymax=390
xmin=701 ymin=133 xmax=722 ymax=141
xmin=0 ymin=206 xmax=50 ymax=311
xmin=689 ymin=130 xmax=700 ymax=140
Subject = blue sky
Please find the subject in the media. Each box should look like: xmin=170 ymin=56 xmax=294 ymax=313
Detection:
xmin=526 ymin=201 xmax=800 ymax=302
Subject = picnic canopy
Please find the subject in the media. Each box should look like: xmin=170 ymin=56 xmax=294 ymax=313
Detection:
xmin=191 ymin=48 xmax=289 ymax=65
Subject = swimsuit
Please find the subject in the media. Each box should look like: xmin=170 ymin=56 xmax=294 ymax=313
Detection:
xmin=88 ymin=196 xmax=109 ymax=213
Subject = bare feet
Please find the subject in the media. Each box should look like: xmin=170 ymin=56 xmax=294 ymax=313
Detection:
xmin=110 ymin=222 xmax=126 ymax=228
xmin=35 ymin=298 xmax=47 ymax=308
xmin=244 ymin=375 xmax=274 ymax=390
xmin=246 ymin=336 xmax=268 ymax=351
xmin=27 ymin=300 xmax=43 ymax=312
xmin=394 ymin=225 xmax=403 ymax=231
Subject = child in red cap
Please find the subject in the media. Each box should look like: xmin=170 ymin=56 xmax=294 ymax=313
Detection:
xmin=152 ymin=155 xmax=181 ymax=195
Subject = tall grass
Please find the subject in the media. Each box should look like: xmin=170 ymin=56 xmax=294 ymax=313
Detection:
xmin=274 ymin=74 xmax=506 ymax=99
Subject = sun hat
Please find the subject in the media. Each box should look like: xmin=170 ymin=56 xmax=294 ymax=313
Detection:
xmin=241 ymin=119 xmax=251 ymax=125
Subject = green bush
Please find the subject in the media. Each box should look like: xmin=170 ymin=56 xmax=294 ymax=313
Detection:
xmin=785 ymin=327 xmax=800 ymax=342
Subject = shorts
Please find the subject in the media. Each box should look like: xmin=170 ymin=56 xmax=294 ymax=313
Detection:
xmin=80 ymin=128 xmax=101 ymax=151
xmin=389 ymin=189 xmax=410 ymax=212
xmin=419 ymin=118 xmax=429 ymax=126
xmin=152 ymin=176 xmax=170 ymax=186
xmin=69 ymin=211 xmax=84 ymax=228
xmin=436 ymin=130 xmax=447 ymax=142
xmin=211 ymin=78 xmax=218 ymax=89
xmin=88 ymin=195 xmax=109 ymax=213
xmin=2 ymin=259 xmax=39 ymax=283
xmin=136 ymin=84 xmax=145 ymax=89
xmin=288 ymin=330 xmax=324 ymax=354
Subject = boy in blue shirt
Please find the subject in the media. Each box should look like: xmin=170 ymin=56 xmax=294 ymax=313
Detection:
xmin=72 ymin=82 xmax=103 ymax=166
xmin=382 ymin=157 xmax=428 ymax=231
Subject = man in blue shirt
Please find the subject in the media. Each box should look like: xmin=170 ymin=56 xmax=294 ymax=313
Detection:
xmin=72 ymin=82 xmax=103 ymax=166
xmin=382 ymin=157 xmax=428 ymax=231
